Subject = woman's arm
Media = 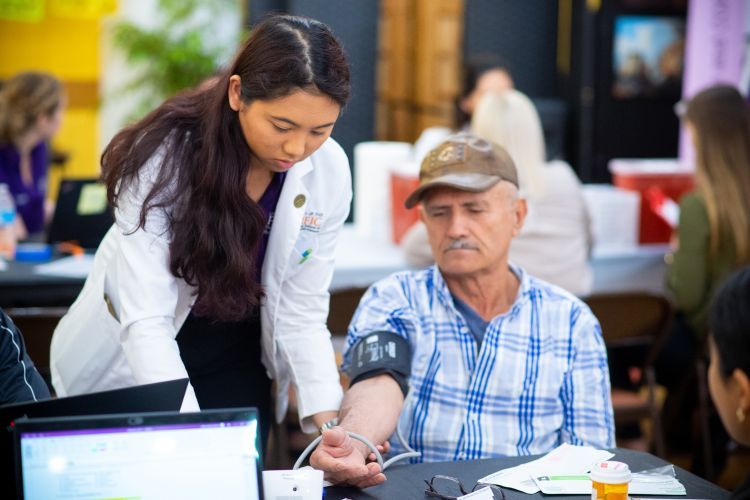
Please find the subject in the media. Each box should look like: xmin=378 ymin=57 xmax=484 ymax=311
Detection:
xmin=274 ymin=144 xmax=352 ymax=432
xmin=110 ymin=152 xmax=199 ymax=411
xmin=666 ymin=193 xmax=710 ymax=315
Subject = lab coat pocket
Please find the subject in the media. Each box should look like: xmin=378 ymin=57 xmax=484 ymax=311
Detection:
xmin=287 ymin=231 xmax=320 ymax=274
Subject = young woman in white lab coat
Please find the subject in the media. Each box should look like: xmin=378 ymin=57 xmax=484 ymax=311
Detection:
xmin=50 ymin=15 xmax=351 ymax=447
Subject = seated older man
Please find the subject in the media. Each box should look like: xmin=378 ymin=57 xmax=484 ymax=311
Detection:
xmin=311 ymin=133 xmax=614 ymax=487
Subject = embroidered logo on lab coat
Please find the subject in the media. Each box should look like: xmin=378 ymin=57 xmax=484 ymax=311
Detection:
xmin=300 ymin=211 xmax=323 ymax=233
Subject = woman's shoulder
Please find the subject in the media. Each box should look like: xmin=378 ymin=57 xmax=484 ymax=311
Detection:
xmin=544 ymin=160 xmax=581 ymax=183
xmin=311 ymin=137 xmax=348 ymax=167
xmin=538 ymin=160 xmax=585 ymax=201
xmin=679 ymin=191 xmax=708 ymax=219
xmin=679 ymin=190 xmax=703 ymax=208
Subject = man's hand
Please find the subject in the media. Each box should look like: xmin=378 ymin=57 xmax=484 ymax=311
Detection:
xmin=309 ymin=427 xmax=386 ymax=488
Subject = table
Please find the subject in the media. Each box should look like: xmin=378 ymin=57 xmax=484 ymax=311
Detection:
xmin=0 ymin=258 xmax=84 ymax=308
xmin=0 ymin=224 xmax=669 ymax=308
xmin=325 ymin=448 xmax=729 ymax=499
xmin=333 ymin=225 xmax=668 ymax=295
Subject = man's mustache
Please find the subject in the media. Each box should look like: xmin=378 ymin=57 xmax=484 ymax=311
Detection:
xmin=444 ymin=239 xmax=478 ymax=251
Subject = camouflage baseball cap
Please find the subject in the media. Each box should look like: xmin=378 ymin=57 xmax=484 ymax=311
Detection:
xmin=404 ymin=132 xmax=519 ymax=209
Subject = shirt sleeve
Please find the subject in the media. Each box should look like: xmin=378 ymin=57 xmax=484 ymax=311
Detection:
xmin=667 ymin=193 xmax=710 ymax=315
xmin=111 ymin=151 xmax=200 ymax=412
xmin=273 ymin=147 xmax=352 ymax=431
xmin=559 ymin=304 xmax=615 ymax=448
xmin=0 ymin=310 xmax=51 ymax=405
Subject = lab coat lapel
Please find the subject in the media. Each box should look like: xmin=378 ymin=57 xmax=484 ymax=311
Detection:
xmin=262 ymin=158 xmax=312 ymax=305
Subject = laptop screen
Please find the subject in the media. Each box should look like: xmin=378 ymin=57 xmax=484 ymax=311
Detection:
xmin=47 ymin=178 xmax=114 ymax=249
xmin=14 ymin=409 xmax=262 ymax=500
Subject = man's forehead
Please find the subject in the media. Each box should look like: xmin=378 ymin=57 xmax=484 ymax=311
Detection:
xmin=422 ymin=187 xmax=487 ymax=205
xmin=422 ymin=182 xmax=514 ymax=206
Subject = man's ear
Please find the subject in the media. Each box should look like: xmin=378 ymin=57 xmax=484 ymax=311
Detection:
xmin=228 ymin=75 xmax=243 ymax=111
xmin=418 ymin=205 xmax=426 ymax=224
xmin=512 ymin=198 xmax=527 ymax=236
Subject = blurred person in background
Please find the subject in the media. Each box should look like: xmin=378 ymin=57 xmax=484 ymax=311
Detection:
xmin=413 ymin=54 xmax=514 ymax=161
xmin=404 ymin=89 xmax=592 ymax=296
xmin=0 ymin=72 xmax=65 ymax=239
xmin=0 ymin=307 xmax=50 ymax=405
xmin=707 ymin=266 xmax=750 ymax=498
xmin=658 ymin=84 xmax=750 ymax=472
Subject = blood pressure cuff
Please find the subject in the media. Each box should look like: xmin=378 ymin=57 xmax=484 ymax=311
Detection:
xmin=347 ymin=331 xmax=411 ymax=397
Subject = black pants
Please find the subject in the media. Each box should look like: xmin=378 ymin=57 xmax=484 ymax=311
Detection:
xmin=176 ymin=310 xmax=272 ymax=455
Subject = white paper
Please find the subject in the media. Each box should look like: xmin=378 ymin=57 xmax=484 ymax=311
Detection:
xmin=532 ymin=470 xmax=686 ymax=495
xmin=34 ymin=255 xmax=94 ymax=278
xmin=457 ymin=486 xmax=495 ymax=499
xmin=477 ymin=444 xmax=614 ymax=494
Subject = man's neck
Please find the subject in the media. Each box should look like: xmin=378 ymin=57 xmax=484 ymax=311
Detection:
xmin=443 ymin=262 xmax=520 ymax=322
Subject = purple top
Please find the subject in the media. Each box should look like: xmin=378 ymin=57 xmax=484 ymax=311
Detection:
xmin=255 ymin=171 xmax=286 ymax=281
xmin=0 ymin=141 xmax=48 ymax=235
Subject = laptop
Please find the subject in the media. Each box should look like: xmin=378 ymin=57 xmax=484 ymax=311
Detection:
xmin=47 ymin=178 xmax=114 ymax=249
xmin=1 ymin=379 xmax=189 ymax=498
xmin=12 ymin=408 xmax=263 ymax=500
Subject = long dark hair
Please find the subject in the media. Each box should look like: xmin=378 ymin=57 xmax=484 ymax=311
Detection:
xmin=710 ymin=265 xmax=750 ymax=378
xmin=685 ymin=85 xmax=750 ymax=263
xmin=454 ymin=53 xmax=512 ymax=129
xmin=101 ymin=15 xmax=350 ymax=321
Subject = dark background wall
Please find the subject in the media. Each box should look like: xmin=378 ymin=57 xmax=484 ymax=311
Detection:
xmin=464 ymin=0 xmax=560 ymax=98
xmin=247 ymin=1 xmax=684 ymax=185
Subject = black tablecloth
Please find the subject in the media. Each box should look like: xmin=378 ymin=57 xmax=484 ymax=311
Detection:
xmin=0 ymin=258 xmax=84 ymax=308
xmin=325 ymin=448 xmax=729 ymax=499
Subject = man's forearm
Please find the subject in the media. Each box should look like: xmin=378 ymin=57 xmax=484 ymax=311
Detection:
xmin=338 ymin=374 xmax=404 ymax=457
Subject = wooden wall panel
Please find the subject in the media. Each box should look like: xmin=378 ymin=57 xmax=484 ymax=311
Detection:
xmin=376 ymin=0 xmax=464 ymax=142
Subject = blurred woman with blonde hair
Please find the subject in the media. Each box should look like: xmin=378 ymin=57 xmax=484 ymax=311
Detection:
xmin=474 ymin=89 xmax=591 ymax=294
xmin=0 ymin=72 xmax=65 ymax=237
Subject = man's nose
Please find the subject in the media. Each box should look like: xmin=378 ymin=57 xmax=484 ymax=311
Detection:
xmin=446 ymin=212 xmax=469 ymax=238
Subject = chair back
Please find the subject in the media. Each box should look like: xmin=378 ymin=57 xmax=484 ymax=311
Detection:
xmin=584 ymin=292 xmax=672 ymax=366
xmin=327 ymin=287 xmax=368 ymax=336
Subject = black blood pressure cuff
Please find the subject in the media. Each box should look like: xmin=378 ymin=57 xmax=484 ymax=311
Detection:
xmin=347 ymin=331 xmax=411 ymax=397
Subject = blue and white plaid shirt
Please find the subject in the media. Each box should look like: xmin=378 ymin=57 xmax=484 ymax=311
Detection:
xmin=343 ymin=264 xmax=615 ymax=462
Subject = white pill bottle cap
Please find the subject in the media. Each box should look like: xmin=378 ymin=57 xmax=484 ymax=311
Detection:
xmin=589 ymin=460 xmax=632 ymax=484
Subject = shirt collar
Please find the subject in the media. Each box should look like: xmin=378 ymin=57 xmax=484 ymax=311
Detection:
xmin=431 ymin=261 xmax=531 ymax=321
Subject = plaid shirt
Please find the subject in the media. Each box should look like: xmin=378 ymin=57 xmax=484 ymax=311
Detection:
xmin=343 ymin=264 xmax=615 ymax=462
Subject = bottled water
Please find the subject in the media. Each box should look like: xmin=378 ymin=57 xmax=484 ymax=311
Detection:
xmin=0 ymin=183 xmax=17 ymax=259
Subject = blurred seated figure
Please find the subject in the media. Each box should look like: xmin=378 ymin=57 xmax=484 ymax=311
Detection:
xmin=403 ymin=90 xmax=592 ymax=296
xmin=0 ymin=308 xmax=51 ymax=405
xmin=414 ymin=53 xmax=514 ymax=161
xmin=707 ymin=266 xmax=750 ymax=498
xmin=0 ymin=72 xmax=66 ymax=238
xmin=657 ymin=84 xmax=750 ymax=472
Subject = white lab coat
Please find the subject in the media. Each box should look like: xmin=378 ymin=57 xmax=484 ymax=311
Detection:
xmin=50 ymin=138 xmax=350 ymax=432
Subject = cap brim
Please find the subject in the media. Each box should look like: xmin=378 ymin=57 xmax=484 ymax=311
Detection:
xmin=404 ymin=173 xmax=502 ymax=208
